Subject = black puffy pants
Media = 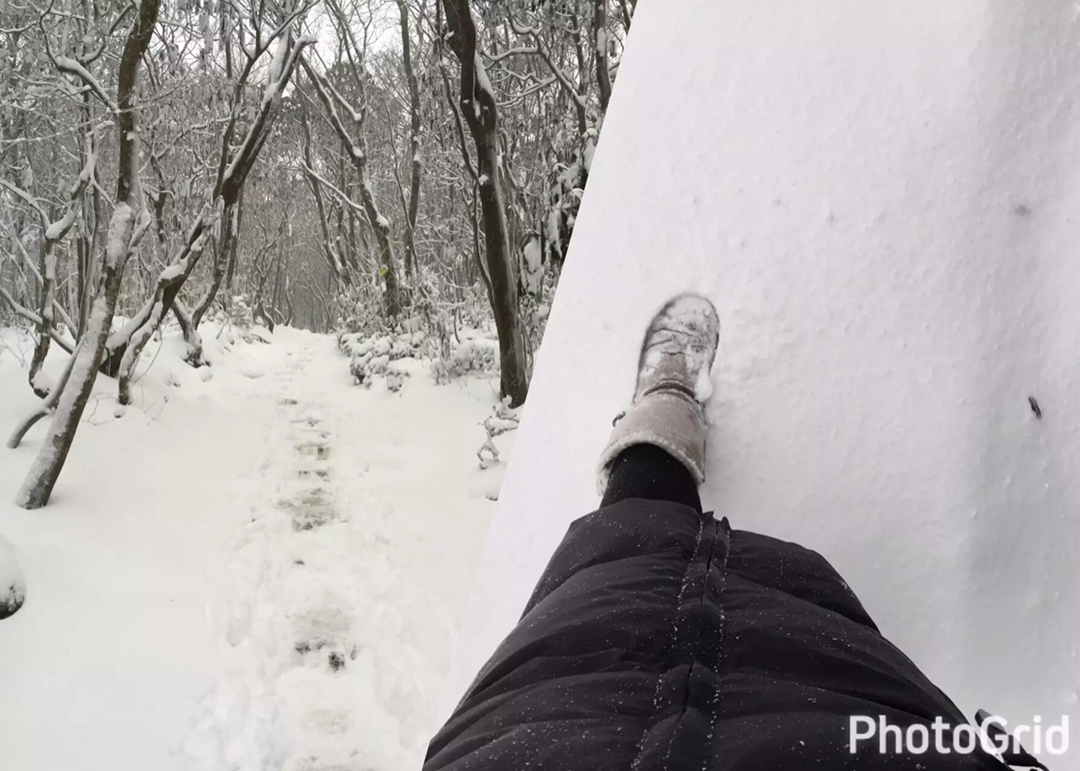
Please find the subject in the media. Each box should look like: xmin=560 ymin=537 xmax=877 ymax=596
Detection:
xmin=425 ymin=445 xmax=1006 ymax=770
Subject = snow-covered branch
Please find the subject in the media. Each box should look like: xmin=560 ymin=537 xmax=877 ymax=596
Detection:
xmin=220 ymin=28 xmax=315 ymax=194
xmin=300 ymin=161 xmax=367 ymax=215
xmin=499 ymin=76 xmax=559 ymax=107
xmin=321 ymin=76 xmax=365 ymax=126
xmin=507 ymin=18 xmax=588 ymax=112
xmin=0 ymin=179 xmax=47 ymax=224
xmin=52 ymin=56 xmax=120 ymax=113
xmin=0 ymin=287 xmax=40 ymax=328
xmin=484 ymin=46 xmax=541 ymax=64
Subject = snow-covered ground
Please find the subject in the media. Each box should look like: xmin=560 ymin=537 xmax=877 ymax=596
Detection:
xmin=0 ymin=323 xmax=508 ymax=770
xmin=446 ymin=2 xmax=1080 ymax=767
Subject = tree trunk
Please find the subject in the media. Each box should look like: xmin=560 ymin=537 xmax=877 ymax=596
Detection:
xmin=300 ymin=103 xmax=349 ymax=284
xmin=442 ymin=0 xmax=528 ymax=407
xmin=224 ymin=186 xmax=245 ymax=294
xmin=192 ymin=184 xmax=244 ymax=328
xmin=8 ymin=339 xmax=83 ymax=449
xmin=173 ymin=300 xmax=204 ymax=366
xmin=17 ymin=208 xmax=138 ymax=508
xmin=27 ymin=239 xmax=54 ymax=398
xmin=594 ymin=0 xmax=613 ymax=113
xmin=398 ymin=0 xmax=423 ymax=279
xmin=26 ymin=126 xmax=96 ymax=397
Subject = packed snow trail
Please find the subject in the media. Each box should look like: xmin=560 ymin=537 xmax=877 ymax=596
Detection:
xmin=445 ymin=3 xmax=1080 ymax=768
xmin=0 ymin=326 xmax=504 ymax=770
xmin=181 ymin=331 xmax=500 ymax=771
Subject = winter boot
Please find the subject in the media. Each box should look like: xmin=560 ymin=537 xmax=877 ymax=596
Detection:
xmin=597 ymin=293 xmax=720 ymax=494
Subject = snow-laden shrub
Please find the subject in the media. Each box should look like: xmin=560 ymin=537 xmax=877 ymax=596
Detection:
xmin=521 ymin=294 xmax=551 ymax=378
xmin=332 ymin=282 xmax=392 ymax=337
xmin=202 ymin=296 xmax=269 ymax=348
xmin=521 ymin=236 xmax=544 ymax=297
xmin=0 ymin=536 xmax=26 ymax=620
xmin=342 ymin=329 xmax=429 ymax=389
xmin=229 ymin=295 xmax=254 ymax=329
xmin=542 ymin=123 xmax=598 ymax=270
xmin=386 ymin=371 xmax=408 ymax=393
xmin=202 ymin=295 xmax=254 ymax=331
xmin=409 ymin=266 xmax=454 ymax=363
xmin=477 ymin=398 xmax=521 ymax=469
xmin=439 ymin=338 xmax=498 ymax=380
xmin=334 ymin=273 xmax=503 ymax=391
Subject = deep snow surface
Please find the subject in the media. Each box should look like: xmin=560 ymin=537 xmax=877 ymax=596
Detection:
xmin=0 ymin=325 xmax=505 ymax=770
xmin=444 ymin=2 xmax=1080 ymax=765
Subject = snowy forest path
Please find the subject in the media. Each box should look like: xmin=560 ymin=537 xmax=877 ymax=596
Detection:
xmin=180 ymin=330 xmax=490 ymax=771
xmin=1 ymin=325 xmax=501 ymax=771
xmin=181 ymin=333 xmax=364 ymax=770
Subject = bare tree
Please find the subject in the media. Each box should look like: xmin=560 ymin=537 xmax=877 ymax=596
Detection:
xmin=299 ymin=0 xmax=402 ymax=318
xmin=104 ymin=12 xmax=316 ymax=401
xmin=300 ymin=100 xmax=352 ymax=286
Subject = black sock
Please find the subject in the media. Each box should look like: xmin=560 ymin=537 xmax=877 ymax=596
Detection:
xmin=600 ymin=443 xmax=703 ymax=513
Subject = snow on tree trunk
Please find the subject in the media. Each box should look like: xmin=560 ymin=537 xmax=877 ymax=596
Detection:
xmin=27 ymin=239 xmax=56 ymax=398
xmin=7 ymin=339 xmax=84 ymax=449
xmin=16 ymin=203 xmax=137 ymax=509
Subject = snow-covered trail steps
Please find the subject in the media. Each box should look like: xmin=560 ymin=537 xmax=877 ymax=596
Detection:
xmin=0 ymin=326 xmax=504 ymax=771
